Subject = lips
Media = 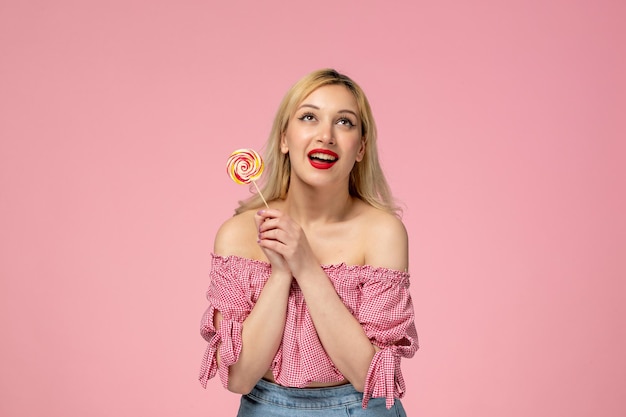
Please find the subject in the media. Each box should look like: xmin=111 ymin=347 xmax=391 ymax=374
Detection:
xmin=307 ymin=149 xmax=339 ymax=169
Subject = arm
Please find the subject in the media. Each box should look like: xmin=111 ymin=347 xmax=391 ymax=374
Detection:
xmin=214 ymin=270 xmax=291 ymax=394
xmin=288 ymin=267 xmax=377 ymax=391
xmin=211 ymin=214 xmax=292 ymax=394
xmin=256 ymin=209 xmax=409 ymax=392
xmin=297 ymin=215 xmax=409 ymax=391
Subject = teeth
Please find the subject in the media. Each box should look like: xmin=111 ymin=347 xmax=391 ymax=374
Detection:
xmin=309 ymin=152 xmax=337 ymax=162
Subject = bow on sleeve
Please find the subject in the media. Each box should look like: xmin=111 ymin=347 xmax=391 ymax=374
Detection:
xmin=358 ymin=268 xmax=418 ymax=409
xmin=198 ymin=255 xmax=252 ymax=389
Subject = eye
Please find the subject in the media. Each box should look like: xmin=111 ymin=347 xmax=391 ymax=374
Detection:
xmin=337 ymin=117 xmax=355 ymax=127
xmin=298 ymin=112 xmax=316 ymax=122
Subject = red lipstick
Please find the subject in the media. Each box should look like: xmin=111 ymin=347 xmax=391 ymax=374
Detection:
xmin=307 ymin=149 xmax=339 ymax=169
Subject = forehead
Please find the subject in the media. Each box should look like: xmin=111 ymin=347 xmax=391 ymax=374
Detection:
xmin=298 ymin=84 xmax=359 ymax=110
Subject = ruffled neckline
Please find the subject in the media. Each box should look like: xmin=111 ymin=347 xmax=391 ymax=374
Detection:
xmin=211 ymin=253 xmax=409 ymax=277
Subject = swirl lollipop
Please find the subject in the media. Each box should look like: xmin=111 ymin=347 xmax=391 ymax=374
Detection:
xmin=226 ymin=148 xmax=269 ymax=208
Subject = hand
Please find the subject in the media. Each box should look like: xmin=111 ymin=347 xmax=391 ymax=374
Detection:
xmin=255 ymin=209 xmax=317 ymax=279
xmin=254 ymin=209 xmax=290 ymax=276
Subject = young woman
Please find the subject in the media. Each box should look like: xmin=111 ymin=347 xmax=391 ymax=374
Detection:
xmin=199 ymin=69 xmax=418 ymax=416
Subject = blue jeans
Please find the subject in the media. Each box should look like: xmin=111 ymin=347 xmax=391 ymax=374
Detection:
xmin=237 ymin=379 xmax=407 ymax=416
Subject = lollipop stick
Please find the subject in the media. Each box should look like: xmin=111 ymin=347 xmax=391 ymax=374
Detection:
xmin=251 ymin=180 xmax=270 ymax=209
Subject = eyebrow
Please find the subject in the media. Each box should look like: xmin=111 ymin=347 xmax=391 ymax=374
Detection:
xmin=297 ymin=104 xmax=358 ymax=118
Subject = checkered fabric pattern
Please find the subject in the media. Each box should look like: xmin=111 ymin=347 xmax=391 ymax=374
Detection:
xmin=199 ymin=253 xmax=418 ymax=409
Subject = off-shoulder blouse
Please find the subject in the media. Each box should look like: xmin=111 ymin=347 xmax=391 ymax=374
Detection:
xmin=199 ymin=253 xmax=418 ymax=409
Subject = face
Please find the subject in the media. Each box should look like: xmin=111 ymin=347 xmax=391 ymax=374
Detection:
xmin=280 ymin=84 xmax=366 ymax=189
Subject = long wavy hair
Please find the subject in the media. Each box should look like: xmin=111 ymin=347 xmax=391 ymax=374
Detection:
xmin=235 ymin=68 xmax=399 ymax=216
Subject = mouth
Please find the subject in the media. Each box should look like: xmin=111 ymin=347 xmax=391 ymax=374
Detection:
xmin=307 ymin=149 xmax=339 ymax=169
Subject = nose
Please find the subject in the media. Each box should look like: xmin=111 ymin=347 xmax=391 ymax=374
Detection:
xmin=318 ymin=121 xmax=335 ymax=145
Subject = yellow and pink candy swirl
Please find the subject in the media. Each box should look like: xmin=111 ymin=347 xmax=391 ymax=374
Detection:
xmin=226 ymin=148 xmax=270 ymax=208
xmin=226 ymin=148 xmax=265 ymax=184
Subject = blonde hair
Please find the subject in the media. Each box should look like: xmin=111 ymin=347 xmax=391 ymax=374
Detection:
xmin=235 ymin=68 xmax=400 ymax=216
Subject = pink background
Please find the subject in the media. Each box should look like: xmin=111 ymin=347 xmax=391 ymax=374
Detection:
xmin=1 ymin=1 xmax=624 ymax=416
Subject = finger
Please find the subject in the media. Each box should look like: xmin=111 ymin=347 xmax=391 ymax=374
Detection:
xmin=256 ymin=208 xmax=282 ymax=221
xmin=257 ymin=238 xmax=287 ymax=254
xmin=255 ymin=218 xmax=273 ymax=235
xmin=259 ymin=228 xmax=285 ymax=244
xmin=254 ymin=207 xmax=275 ymax=221
xmin=254 ymin=213 xmax=264 ymax=230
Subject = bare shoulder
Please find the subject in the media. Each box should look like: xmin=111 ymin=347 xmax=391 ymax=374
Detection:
xmin=358 ymin=203 xmax=409 ymax=271
xmin=213 ymin=209 xmax=261 ymax=259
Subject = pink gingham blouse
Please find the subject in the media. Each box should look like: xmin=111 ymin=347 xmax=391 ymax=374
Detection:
xmin=199 ymin=253 xmax=418 ymax=409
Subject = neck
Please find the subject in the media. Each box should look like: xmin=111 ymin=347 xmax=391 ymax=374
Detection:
xmin=283 ymin=184 xmax=353 ymax=225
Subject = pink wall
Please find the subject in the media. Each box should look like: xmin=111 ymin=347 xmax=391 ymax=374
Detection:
xmin=1 ymin=1 xmax=624 ymax=416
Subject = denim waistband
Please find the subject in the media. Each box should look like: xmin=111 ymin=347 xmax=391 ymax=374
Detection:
xmin=246 ymin=379 xmax=363 ymax=409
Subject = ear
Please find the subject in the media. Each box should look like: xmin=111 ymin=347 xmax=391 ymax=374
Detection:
xmin=355 ymin=136 xmax=366 ymax=162
xmin=280 ymin=133 xmax=289 ymax=154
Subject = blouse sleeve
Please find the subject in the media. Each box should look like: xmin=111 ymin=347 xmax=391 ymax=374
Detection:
xmin=198 ymin=255 xmax=252 ymax=389
xmin=358 ymin=268 xmax=418 ymax=409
